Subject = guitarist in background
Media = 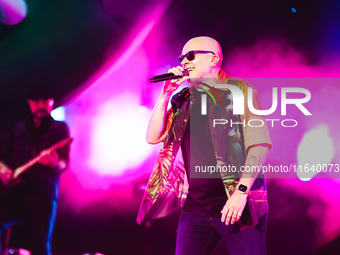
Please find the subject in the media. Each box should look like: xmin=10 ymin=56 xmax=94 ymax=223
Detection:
xmin=0 ymin=85 xmax=70 ymax=255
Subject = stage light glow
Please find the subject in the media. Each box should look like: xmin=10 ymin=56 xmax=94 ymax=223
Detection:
xmin=51 ymin=107 xmax=65 ymax=121
xmin=88 ymin=93 xmax=152 ymax=176
xmin=60 ymin=0 xmax=170 ymax=196
xmin=297 ymin=125 xmax=334 ymax=181
xmin=291 ymin=7 xmax=297 ymax=13
xmin=0 ymin=0 xmax=27 ymax=25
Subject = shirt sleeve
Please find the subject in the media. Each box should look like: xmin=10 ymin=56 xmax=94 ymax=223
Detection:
xmin=164 ymin=108 xmax=173 ymax=137
xmin=241 ymin=87 xmax=272 ymax=151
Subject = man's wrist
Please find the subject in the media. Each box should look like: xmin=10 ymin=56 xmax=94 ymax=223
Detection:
xmin=53 ymin=159 xmax=67 ymax=171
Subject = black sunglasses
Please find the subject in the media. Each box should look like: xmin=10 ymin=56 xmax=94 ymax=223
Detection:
xmin=178 ymin=50 xmax=216 ymax=63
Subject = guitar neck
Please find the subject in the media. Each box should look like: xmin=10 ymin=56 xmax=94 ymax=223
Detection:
xmin=13 ymin=137 xmax=73 ymax=179
xmin=13 ymin=155 xmax=41 ymax=178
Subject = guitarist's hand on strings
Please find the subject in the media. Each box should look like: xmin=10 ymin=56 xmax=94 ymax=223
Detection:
xmin=38 ymin=149 xmax=60 ymax=169
xmin=0 ymin=161 xmax=14 ymax=185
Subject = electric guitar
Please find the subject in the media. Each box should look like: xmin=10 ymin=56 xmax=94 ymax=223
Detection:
xmin=0 ymin=137 xmax=73 ymax=188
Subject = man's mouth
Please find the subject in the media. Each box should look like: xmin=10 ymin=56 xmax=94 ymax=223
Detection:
xmin=34 ymin=109 xmax=49 ymax=117
xmin=186 ymin=67 xmax=194 ymax=73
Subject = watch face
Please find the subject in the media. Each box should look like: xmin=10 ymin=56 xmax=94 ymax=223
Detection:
xmin=238 ymin=184 xmax=248 ymax=193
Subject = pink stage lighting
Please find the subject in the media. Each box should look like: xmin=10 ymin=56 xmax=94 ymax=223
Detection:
xmin=88 ymin=94 xmax=152 ymax=176
xmin=0 ymin=0 xmax=27 ymax=25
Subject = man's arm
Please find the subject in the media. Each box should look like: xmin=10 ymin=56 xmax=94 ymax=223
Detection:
xmin=220 ymin=143 xmax=269 ymax=225
xmin=38 ymin=122 xmax=70 ymax=173
xmin=38 ymin=149 xmax=67 ymax=173
xmin=146 ymin=90 xmax=173 ymax=144
xmin=0 ymin=161 xmax=13 ymax=185
xmin=146 ymin=66 xmax=189 ymax=144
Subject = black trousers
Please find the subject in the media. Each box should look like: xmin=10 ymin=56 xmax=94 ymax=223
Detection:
xmin=0 ymin=190 xmax=57 ymax=255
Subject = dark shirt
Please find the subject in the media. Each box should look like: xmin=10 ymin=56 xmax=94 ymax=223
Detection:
xmin=181 ymin=88 xmax=227 ymax=218
xmin=0 ymin=116 xmax=70 ymax=203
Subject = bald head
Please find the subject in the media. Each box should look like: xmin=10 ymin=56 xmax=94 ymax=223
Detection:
xmin=182 ymin=36 xmax=223 ymax=67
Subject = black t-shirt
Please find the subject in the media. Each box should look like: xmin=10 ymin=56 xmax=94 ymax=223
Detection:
xmin=181 ymin=88 xmax=227 ymax=218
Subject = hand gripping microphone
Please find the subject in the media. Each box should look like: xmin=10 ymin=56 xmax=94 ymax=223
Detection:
xmin=149 ymin=70 xmax=189 ymax=83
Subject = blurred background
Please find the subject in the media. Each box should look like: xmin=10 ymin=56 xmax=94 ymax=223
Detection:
xmin=1 ymin=0 xmax=340 ymax=254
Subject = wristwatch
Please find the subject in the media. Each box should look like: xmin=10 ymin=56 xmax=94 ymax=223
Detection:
xmin=237 ymin=184 xmax=250 ymax=195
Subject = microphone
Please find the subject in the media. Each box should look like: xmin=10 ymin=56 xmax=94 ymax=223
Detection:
xmin=149 ymin=70 xmax=189 ymax=83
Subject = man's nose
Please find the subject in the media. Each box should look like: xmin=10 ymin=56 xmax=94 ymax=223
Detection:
xmin=36 ymin=100 xmax=47 ymax=107
xmin=182 ymin=59 xmax=189 ymax=66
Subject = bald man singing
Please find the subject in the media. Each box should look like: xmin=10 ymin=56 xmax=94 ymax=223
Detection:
xmin=137 ymin=36 xmax=272 ymax=255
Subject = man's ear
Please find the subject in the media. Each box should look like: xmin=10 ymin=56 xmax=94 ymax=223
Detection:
xmin=48 ymin=99 xmax=54 ymax=107
xmin=210 ymin=55 xmax=220 ymax=67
